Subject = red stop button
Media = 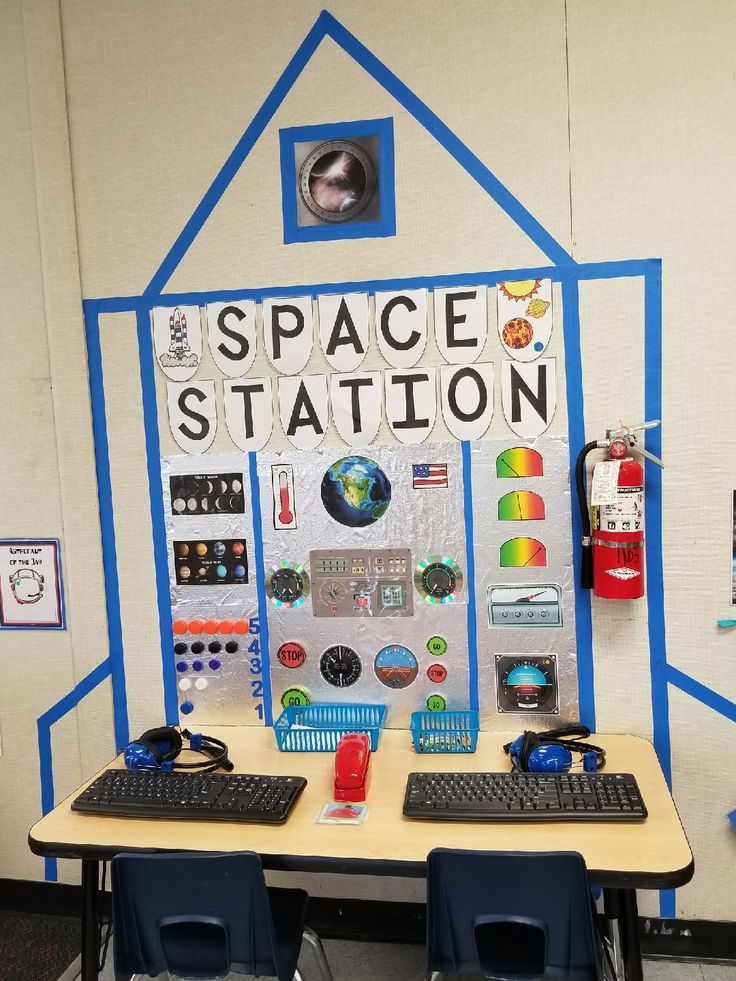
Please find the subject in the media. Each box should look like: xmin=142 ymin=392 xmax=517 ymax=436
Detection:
xmin=277 ymin=642 xmax=307 ymax=669
xmin=427 ymin=663 xmax=447 ymax=684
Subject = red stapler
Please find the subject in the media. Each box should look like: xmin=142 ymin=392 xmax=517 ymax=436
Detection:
xmin=334 ymin=732 xmax=371 ymax=802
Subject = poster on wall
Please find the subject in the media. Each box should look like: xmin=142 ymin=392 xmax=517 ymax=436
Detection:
xmin=0 ymin=538 xmax=65 ymax=629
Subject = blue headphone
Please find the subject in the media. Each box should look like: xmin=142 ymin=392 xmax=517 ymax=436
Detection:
xmin=504 ymin=725 xmax=606 ymax=774
xmin=124 ymin=726 xmax=232 ymax=773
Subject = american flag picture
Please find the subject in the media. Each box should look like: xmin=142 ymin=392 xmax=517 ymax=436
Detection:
xmin=412 ymin=464 xmax=449 ymax=489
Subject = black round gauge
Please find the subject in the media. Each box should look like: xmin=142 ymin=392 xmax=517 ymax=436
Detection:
xmin=422 ymin=562 xmax=456 ymax=599
xmin=270 ymin=568 xmax=303 ymax=603
xmin=320 ymin=645 xmax=362 ymax=688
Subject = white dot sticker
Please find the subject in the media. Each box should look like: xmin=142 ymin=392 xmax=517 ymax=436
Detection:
xmin=178 ymin=678 xmax=192 ymax=691
xmin=195 ymin=678 xmax=208 ymax=690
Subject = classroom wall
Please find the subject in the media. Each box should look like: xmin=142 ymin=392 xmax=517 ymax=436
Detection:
xmin=1 ymin=0 xmax=735 ymax=918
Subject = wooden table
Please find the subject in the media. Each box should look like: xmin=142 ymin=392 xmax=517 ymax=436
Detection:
xmin=29 ymin=728 xmax=693 ymax=981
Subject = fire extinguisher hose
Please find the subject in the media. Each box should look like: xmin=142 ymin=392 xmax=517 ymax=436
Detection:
xmin=575 ymin=440 xmax=599 ymax=590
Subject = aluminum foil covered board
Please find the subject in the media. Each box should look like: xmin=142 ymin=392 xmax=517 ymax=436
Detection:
xmin=162 ymin=438 xmax=577 ymax=729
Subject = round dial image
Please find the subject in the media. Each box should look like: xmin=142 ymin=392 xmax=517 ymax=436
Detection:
xmin=320 ymin=645 xmax=362 ymax=688
xmin=319 ymin=580 xmax=348 ymax=607
xmin=266 ymin=561 xmax=310 ymax=608
xmin=414 ymin=556 xmax=464 ymax=604
xmin=299 ymin=141 xmax=377 ymax=224
xmin=373 ymin=644 xmax=418 ymax=689
xmin=496 ymin=655 xmax=558 ymax=714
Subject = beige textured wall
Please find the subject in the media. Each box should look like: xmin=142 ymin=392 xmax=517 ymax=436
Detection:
xmin=1 ymin=0 xmax=735 ymax=919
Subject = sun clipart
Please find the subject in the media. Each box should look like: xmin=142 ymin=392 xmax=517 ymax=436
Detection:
xmin=498 ymin=279 xmax=542 ymax=302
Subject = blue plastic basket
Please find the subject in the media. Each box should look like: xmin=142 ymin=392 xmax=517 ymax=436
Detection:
xmin=409 ymin=710 xmax=479 ymax=753
xmin=272 ymin=703 xmax=387 ymax=752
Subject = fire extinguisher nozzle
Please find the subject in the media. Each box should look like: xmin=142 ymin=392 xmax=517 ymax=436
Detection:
xmin=580 ymin=542 xmax=594 ymax=590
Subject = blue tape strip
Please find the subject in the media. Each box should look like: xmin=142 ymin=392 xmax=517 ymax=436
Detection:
xmin=667 ymin=664 xmax=736 ymax=723
xmin=83 ymin=306 xmax=130 ymax=748
xmin=643 ymin=264 xmax=671 ymax=787
xmin=89 ymin=258 xmax=664 ymax=315
xmin=248 ymin=452 xmax=273 ymax=726
xmin=461 ymin=441 xmax=479 ymax=712
xmin=660 ymin=890 xmax=676 ymax=918
xmin=37 ymin=658 xmax=112 ymax=881
xmin=145 ymin=12 xmax=331 ymax=294
xmin=560 ymin=278 xmax=595 ymax=729
xmin=321 ymin=13 xmax=573 ymax=266
xmin=134 ymin=308 xmax=178 ymax=723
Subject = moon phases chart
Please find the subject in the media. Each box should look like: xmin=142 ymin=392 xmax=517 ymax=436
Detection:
xmin=161 ymin=438 xmax=577 ymax=728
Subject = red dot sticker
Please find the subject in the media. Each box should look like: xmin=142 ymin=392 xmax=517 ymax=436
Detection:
xmin=427 ymin=663 xmax=447 ymax=684
xmin=277 ymin=642 xmax=307 ymax=669
xmin=172 ymin=619 xmax=188 ymax=635
xmin=204 ymin=619 xmax=219 ymax=635
xmin=233 ymin=619 xmax=250 ymax=634
xmin=219 ymin=619 xmax=234 ymax=634
xmin=188 ymin=619 xmax=204 ymax=635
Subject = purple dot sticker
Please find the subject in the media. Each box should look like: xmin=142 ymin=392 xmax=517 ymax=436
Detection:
xmin=176 ymin=661 xmax=188 ymax=673
xmin=209 ymin=659 xmax=221 ymax=670
xmin=192 ymin=660 xmax=203 ymax=672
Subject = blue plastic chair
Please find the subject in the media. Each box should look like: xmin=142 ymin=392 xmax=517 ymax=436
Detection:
xmin=111 ymin=851 xmax=334 ymax=981
xmin=426 ymin=849 xmax=602 ymax=981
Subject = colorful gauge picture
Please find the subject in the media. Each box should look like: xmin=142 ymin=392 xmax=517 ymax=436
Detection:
xmin=373 ymin=644 xmax=418 ymax=689
xmin=497 ymin=491 xmax=546 ymax=521
xmin=414 ymin=556 xmax=463 ymax=603
xmin=496 ymin=447 xmax=544 ymax=478
xmin=496 ymin=655 xmax=558 ymax=714
xmin=500 ymin=538 xmax=547 ymax=568
xmin=320 ymin=645 xmax=362 ymax=688
xmin=266 ymin=561 xmax=310 ymax=607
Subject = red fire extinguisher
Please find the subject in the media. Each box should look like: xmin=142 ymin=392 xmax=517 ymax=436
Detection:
xmin=575 ymin=421 xmax=663 ymax=599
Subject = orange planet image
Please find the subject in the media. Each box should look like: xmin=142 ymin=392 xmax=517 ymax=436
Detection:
xmin=502 ymin=317 xmax=533 ymax=350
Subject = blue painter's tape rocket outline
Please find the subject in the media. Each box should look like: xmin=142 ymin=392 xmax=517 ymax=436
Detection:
xmin=45 ymin=11 xmax=734 ymax=916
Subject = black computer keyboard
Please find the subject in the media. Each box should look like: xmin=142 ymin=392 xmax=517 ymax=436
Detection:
xmin=72 ymin=769 xmax=307 ymax=823
xmin=404 ymin=771 xmax=647 ymax=821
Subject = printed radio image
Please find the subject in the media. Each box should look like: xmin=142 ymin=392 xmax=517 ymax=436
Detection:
xmin=495 ymin=654 xmax=559 ymax=714
xmin=294 ymin=135 xmax=381 ymax=227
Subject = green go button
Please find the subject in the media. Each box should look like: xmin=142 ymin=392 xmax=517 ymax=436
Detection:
xmin=427 ymin=635 xmax=448 ymax=656
xmin=281 ymin=687 xmax=310 ymax=708
xmin=426 ymin=693 xmax=447 ymax=712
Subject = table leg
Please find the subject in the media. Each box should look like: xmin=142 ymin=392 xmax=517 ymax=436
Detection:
xmin=616 ymin=888 xmax=643 ymax=981
xmin=81 ymin=859 xmax=100 ymax=981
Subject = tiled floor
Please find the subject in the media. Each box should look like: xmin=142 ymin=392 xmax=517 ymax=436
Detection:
xmin=94 ymin=937 xmax=736 ymax=980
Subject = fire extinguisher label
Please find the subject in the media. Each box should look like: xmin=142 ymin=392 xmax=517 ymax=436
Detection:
xmin=606 ymin=567 xmax=641 ymax=581
xmin=590 ymin=460 xmax=621 ymax=505
xmin=599 ymin=486 xmax=644 ymax=532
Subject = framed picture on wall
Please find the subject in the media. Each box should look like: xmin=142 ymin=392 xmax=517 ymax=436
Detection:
xmin=279 ymin=117 xmax=396 ymax=244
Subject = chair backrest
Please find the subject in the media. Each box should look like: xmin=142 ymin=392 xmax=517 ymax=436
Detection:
xmin=111 ymin=851 xmax=283 ymax=980
xmin=427 ymin=849 xmax=602 ymax=981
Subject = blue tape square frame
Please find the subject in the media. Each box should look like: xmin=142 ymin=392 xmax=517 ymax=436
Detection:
xmin=279 ymin=117 xmax=396 ymax=244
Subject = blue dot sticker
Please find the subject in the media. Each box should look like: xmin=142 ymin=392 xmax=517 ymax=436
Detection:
xmin=180 ymin=700 xmax=194 ymax=715
xmin=209 ymin=658 xmax=221 ymax=670
xmin=192 ymin=660 xmax=203 ymax=672
xmin=176 ymin=661 xmax=188 ymax=673
xmin=533 ymin=341 xmax=543 ymax=351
